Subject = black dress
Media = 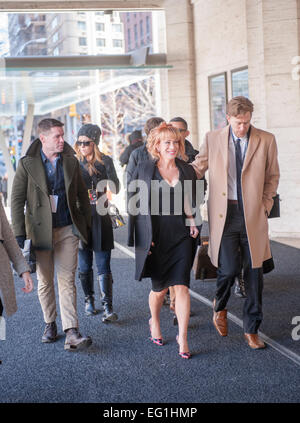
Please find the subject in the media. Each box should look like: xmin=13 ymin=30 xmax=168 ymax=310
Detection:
xmin=145 ymin=166 xmax=195 ymax=292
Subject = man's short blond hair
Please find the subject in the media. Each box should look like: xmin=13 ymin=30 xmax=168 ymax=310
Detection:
xmin=226 ymin=96 xmax=254 ymax=116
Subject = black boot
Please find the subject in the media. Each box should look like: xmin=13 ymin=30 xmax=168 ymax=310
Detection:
xmin=97 ymin=274 xmax=118 ymax=323
xmin=78 ymin=271 xmax=98 ymax=315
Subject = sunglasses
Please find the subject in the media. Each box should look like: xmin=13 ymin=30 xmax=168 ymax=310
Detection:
xmin=77 ymin=141 xmax=92 ymax=146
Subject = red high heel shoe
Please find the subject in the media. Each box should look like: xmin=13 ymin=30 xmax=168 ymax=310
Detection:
xmin=149 ymin=320 xmax=163 ymax=346
xmin=176 ymin=335 xmax=191 ymax=359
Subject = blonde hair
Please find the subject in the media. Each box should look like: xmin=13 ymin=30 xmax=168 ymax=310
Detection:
xmin=147 ymin=122 xmax=187 ymax=161
xmin=74 ymin=141 xmax=104 ymax=176
xmin=227 ymin=96 xmax=254 ymax=116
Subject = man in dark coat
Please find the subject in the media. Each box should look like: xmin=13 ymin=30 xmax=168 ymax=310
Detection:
xmin=119 ymin=130 xmax=143 ymax=169
xmin=11 ymin=118 xmax=92 ymax=351
xmin=169 ymin=117 xmax=199 ymax=163
xmin=126 ymin=117 xmax=165 ymax=186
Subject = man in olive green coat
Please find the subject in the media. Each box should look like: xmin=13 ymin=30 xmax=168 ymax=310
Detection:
xmin=11 ymin=118 xmax=92 ymax=351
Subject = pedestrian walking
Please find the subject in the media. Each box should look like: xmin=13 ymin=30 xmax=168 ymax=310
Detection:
xmin=119 ymin=130 xmax=143 ymax=169
xmin=75 ymin=124 xmax=120 ymax=322
xmin=126 ymin=117 xmax=165 ymax=187
xmin=192 ymin=96 xmax=280 ymax=349
xmin=0 ymin=200 xmax=33 ymax=320
xmin=168 ymin=117 xmax=201 ymax=318
xmin=169 ymin=117 xmax=199 ymax=163
xmin=2 ymin=175 xmax=8 ymax=207
xmin=11 ymin=118 xmax=92 ymax=351
xmin=128 ymin=123 xmax=200 ymax=359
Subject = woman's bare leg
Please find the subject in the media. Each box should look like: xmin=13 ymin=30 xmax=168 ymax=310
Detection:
xmin=173 ymin=285 xmax=190 ymax=352
xmin=149 ymin=288 xmax=168 ymax=339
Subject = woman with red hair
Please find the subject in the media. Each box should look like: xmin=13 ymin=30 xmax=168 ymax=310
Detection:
xmin=128 ymin=123 xmax=200 ymax=359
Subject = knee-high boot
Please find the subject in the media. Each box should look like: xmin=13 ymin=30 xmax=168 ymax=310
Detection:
xmin=78 ymin=271 xmax=98 ymax=316
xmin=97 ymin=274 xmax=118 ymax=322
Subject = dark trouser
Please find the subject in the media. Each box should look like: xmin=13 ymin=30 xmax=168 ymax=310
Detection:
xmin=215 ymin=203 xmax=263 ymax=334
xmin=0 ymin=297 xmax=3 ymax=316
xmin=78 ymin=247 xmax=111 ymax=275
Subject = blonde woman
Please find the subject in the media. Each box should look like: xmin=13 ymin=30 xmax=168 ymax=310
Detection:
xmin=75 ymin=124 xmax=120 ymax=322
xmin=128 ymin=123 xmax=199 ymax=359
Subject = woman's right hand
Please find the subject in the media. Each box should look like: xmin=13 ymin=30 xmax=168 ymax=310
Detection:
xmin=148 ymin=242 xmax=155 ymax=255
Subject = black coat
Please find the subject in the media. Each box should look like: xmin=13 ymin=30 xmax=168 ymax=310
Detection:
xmin=119 ymin=141 xmax=144 ymax=167
xmin=79 ymin=155 xmax=120 ymax=251
xmin=127 ymin=158 xmax=199 ymax=281
xmin=126 ymin=143 xmax=151 ymax=187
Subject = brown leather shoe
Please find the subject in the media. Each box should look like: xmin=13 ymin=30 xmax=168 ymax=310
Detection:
xmin=212 ymin=299 xmax=228 ymax=336
xmin=42 ymin=322 xmax=57 ymax=343
xmin=244 ymin=333 xmax=266 ymax=349
xmin=64 ymin=328 xmax=92 ymax=351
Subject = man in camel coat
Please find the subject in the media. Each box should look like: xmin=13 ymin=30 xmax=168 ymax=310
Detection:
xmin=192 ymin=96 xmax=280 ymax=349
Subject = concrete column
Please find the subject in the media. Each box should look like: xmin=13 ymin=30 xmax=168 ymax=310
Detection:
xmin=162 ymin=0 xmax=198 ymax=146
xmin=21 ymin=104 xmax=34 ymax=156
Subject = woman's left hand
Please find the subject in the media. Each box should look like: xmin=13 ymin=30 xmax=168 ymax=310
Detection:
xmin=190 ymin=226 xmax=199 ymax=239
xmin=21 ymin=271 xmax=34 ymax=293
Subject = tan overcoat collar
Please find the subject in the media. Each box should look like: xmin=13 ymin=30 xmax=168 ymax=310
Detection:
xmin=218 ymin=124 xmax=261 ymax=172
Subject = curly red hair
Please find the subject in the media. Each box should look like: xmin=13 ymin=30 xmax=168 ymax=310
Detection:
xmin=146 ymin=122 xmax=187 ymax=161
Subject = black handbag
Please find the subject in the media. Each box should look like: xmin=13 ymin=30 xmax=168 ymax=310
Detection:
xmin=268 ymin=194 xmax=280 ymax=218
xmin=193 ymin=237 xmax=217 ymax=280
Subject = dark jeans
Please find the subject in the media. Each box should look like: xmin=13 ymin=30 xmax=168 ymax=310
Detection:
xmin=215 ymin=203 xmax=263 ymax=334
xmin=78 ymin=247 xmax=111 ymax=275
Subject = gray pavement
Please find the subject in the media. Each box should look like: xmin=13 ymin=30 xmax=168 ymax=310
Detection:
xmin=0 ymin=223 xmax=300 ymax=403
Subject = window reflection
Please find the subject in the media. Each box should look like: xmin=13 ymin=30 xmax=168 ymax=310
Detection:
xmin=209 ymin=73 xmax=227 ymax=130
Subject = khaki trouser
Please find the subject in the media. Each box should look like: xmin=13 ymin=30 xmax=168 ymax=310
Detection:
xmin=35 ymin=225 xmax=79 ymax=331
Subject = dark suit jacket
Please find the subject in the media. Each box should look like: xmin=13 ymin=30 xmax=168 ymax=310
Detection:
xmin=127 ymin=158 xmax=200 ymax=281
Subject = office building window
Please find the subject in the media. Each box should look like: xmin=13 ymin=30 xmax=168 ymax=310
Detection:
xmin=146 ymin=16 xmax=150 ymax=35
xmin=79 ymin=37 xmax=87 ymax=46
xmin=134 ymin=24 xmax=138 ymax=40
xmin=112 ymin=24 xmax=122 ymax=32
xmin=77 ymin=21 xmax=86 ymax=31
xmin=209 ymin=73 xmax=228 ymax=130
xmin=52 ymin=32 xmax=59 ymax=43
xmin=96 ymin=38 xmax=106 ymax=47
xmin=96 ymin=23 xmax=105 ymax=32
xmin=128 ymin=29 xmax=131 ymax=50
xmin=95 ymin=12 xmax=104 ymax=16
xmin=231 ymin=67 xmax=249 ymax=97
xmin=140 ymin=21 xmax=144 ymax=38
xmin=51 ymin=16 xmax=58 ymax=30
xmin=113 ymin=39 xmax=123 ymax=48
xmin=53 ymin=47 xmax=59 ymax=56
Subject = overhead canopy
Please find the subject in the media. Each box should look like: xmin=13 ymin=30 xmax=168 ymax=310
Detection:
xmin=0 ymin=51 xmax=171 ymax=116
